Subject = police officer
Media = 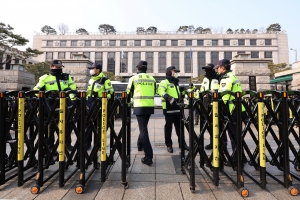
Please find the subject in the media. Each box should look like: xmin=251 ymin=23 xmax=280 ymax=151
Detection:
xmin=157 ymin=66 xmax=189 ymax=153
xmin=214 ymin=59 xmax=247 ymax=165
xmin=33 ymin=59 xmax=76 ymax=151
xmin=86 ymin=63 xmax=114 ymax=149
xmin=200 ymin=63 xmax=219 ymax=149
xmin=127 ymin=60 xmax=156 ymax=165
xmin=187 ymin=83 xmax=199 ymax=125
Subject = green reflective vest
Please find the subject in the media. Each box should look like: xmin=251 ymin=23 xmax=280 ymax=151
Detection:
xmin=218 ymin=71 xmax=245 ymax=112
xmin=86 ymin=72 xmax=114 ymax=99
xmin=200 ymin=77 xmax=219 ymax=92
xmin=33 ymin=73 xmax=76 ymax=92
xmin=126 ymin=73 xmax=156 ymax=108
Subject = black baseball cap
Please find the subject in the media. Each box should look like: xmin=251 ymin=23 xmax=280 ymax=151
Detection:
xmin=136 ymin=60 xmax=147 ymax=68
xmin=166 ymin=66 xmax=180 ymax=73
xmin=202 ymin=63 xmax=215 ymax=69
xmin=213 ymin=59 xmax=231 ymax=69
xmin=50 ymin=59 xmax=63 ymax=67
xmin=88 ymin=63 xmax=102 ymax=69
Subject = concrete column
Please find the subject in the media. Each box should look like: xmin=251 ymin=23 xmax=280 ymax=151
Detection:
xmin=245 ymin=39 xmax=250 ymax=46
xmin=259 ymin=51 xmax=264 ymax=59
xmin=273 ymin=51 xmax=278 ymax=63
xmin=154 ymin=52 xmax=158 ymax=73
xmin=128 ymin=52 xmax=133 ymax=74
xmin=141 ymin=52 xmax=146 ymax=60
xmin=90 ymin=52 xmax=95 ymax=62
xmin=166 ymin=52 xmax=171 ymax=67
xmin=206 ymin=52 xmax=211 ymax=64
xmin=53 ymin=52 xmax=58 ymax=59
xmin=219 ymin=52 xmax=224 ymax=59
xmin=180 ymin=52 xmax=185 ymax=72
xmin=193 ymin=54 xmax=197 ymax=77
xmin=115 ymin=52 xmax=121 ymax=75
xmin=102 ymin=52 xmax=108 ymax=71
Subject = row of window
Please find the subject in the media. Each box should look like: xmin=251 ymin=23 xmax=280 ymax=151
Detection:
xmin=46 ymin=39 xmax=273 ymax=47
xmin=46 ymin=51 xmax=273 ymax=75
xmin=47 ymin=51 xmax=273 ymax=60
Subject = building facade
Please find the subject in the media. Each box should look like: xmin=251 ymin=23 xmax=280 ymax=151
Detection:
xmin=32 ymin=32 xmax=288 ymax=83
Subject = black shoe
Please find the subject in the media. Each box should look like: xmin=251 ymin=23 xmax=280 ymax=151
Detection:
xmin=85 ymin=144 xmax=91 ymax=150
xmin=141 ymin=157 xmax=153 ymax=165
xmin=180 ymin=145 xmax=190 ymax=151
xmin=67 ymin=145 xmax=74 ymax=151
xmin=205 ymin=144 xmax=213 ymax=150
xmin=167 ymin=146 xmax=173 ymax=153
xmin=138 ymin=146 xmax=143 ymax=151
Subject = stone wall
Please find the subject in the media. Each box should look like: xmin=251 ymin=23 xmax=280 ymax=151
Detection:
xmin=0 ymin=70 xmax=35 ymax=90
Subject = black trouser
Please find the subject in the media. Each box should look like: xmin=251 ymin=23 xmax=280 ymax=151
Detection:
xmin=164 ymin=114 xmax=186 ymax=147
xmin=86 ymin=97 xmax=99 ymax=146
xmin=136 ymin=115 xmax=153 ymax=159
xmin=194 ymin=108 xmax=199 ymax=124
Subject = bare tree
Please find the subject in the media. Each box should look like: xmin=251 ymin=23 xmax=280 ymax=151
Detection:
xmin=57 ymin=23 xmax=69 ymax=35
xmin=136 ymin=27 xmax=145 ymax=34
xmin=259 ymin=27 xmax=265 ymax=33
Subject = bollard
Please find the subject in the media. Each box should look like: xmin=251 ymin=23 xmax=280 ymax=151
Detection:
xmin=0 ymin=92 xmax=5 ymax=185
xmin=257 ymin=92 xmax=266 ymax=189
xmin=59 ymin=92 xmax=66 ymax=188
xmin=76 ymin=91 xmax=86 ymax=194
xmin=18 ymin=92 xmax=25 ymax=186
xmin=121 ymin=92 xmax=128 ymax=188
xmin=100 ymin=92 xmax=108 ymax=182
xmin=212 ymin=92 xmax=219 ymax=186
xmin=188 ymin=92 xmax=195 ymax=192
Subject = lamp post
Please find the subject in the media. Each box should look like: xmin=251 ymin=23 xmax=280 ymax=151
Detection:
xmin=290 ymin=48 xmax=297 ymax=62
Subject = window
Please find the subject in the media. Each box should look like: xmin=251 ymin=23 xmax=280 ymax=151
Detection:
xmin=237 ymin=51 xmax=245 ymax=54
xmin=70 ymin=52 xmax=78 ymax=59
xmin=211 ymin=52 xmax=219 ymax=65
xmin=146 ymin=40 xmax=152 ymax=46
xmin=46 ymin=52 xmax=53 ymax=61
xmin=197 ymin=52 xmax=206 ymax=76
xmin=107 ymin=52 xmax=115 ymax=73
xmin=85 ymin=40 xmax=91 ymax=46
xmin=224 ymin=52 xmax=232 ymax=60
xmin=223 ymin=39 xmax=230 ymax=46
xmin=95 ymin=52 xmax=103 ymax=66
xmin=238 ymin=39 xmax=245 ymax=46
xmin=71 ymin=40 xmax=77 ymax=46
xmin=46 ymin=41 xmax=53 ymax=47
xmin=250 ymin=39 xmax=256 ymax=45
xmin=15 ymin=59 xmax=19 ymax=64
xmin=186 ymin=40 xmax=192 ymax=46
xmin=121 ymin=40 xmax=127 ymax=46
xmin=95 ymin=40 xmax=102 ymax=46
xmin=83 ymin=52 xmax=90 ymax=59
xmin=58 ymin=52 xmax=65 ymax=59
xmin=120 ymin=52 xmax=128 ymax=73
xmin=251 ymin=51 xmax=259 ymax=58
xmin=249 ymin=76 xmax=256 ymax=91
xmin=197 ymin=40 xmax=204 ymax=46
xmin=5 ymin=55 xmax=11 ymax=69
xmin=171 ymin=52 xmax=179 ymax=67
xmin=160 ymin=40 xmax=166 ymax=46
xmin=109 ymin=40 xmax=116 ymax=46
xmin=265 ymin=39 xmax=272 ymax=45
xmin=171 ymin=40 xmax=178 ymax=46
xmin=264 ymin=51 xmax=272 ymax=58
xmin=22 ymin=60 xmax=26 ymax=64
xmin=212 ymin=40 xmax=218 ymax=46
xmin=134 ymin=40 xmax=141 ymax=46
xmin=184 ymin=52 xmax=191 ymax=73
xmin=158 ymin=52 xmax=166 ymax=73
xmin=132 ymin=52 xmax=141 ymax=68
xmin=60 ymin=41 xmax=66 ymax=47
xmin=146 ymin=52 xmax=153 ymax=73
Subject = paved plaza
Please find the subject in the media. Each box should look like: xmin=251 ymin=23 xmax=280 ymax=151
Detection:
xmin=0 ymin=113 xmax=300 ymax=200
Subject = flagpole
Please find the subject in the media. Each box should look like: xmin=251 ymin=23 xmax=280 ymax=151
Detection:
xmin=190 ymin=46 xmax=193 ymax=83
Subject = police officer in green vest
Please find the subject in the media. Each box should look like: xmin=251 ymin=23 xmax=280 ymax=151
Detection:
xmin=33 ymin=59 xmax=76 ymax=151
xmin=86 ymin=63 xmax=114 ymax=149
xmin=157 ymin=66 xmax=189 ymax=153
xmin=127 ymin=60 xmax=156 ymax=165
xmin=214 ymin=59 xmax=247 ymax=165
xmin=200 ymin=63 xmax=219 ymax=149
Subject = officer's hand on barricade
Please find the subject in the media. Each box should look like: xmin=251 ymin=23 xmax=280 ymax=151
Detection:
xmin=163 ymin=94 xmax=176 ymax=105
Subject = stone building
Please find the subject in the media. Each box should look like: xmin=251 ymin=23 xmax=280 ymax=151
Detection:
xmin=32 ymin=31 xmax=288 ymax=87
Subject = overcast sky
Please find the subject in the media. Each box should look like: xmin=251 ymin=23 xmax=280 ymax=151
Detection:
xmin=1 ymin=0 xmax=299 ymax=64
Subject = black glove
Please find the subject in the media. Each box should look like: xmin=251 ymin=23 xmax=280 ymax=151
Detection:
xmin=163 ymin=94 xmax=176 ymax=105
